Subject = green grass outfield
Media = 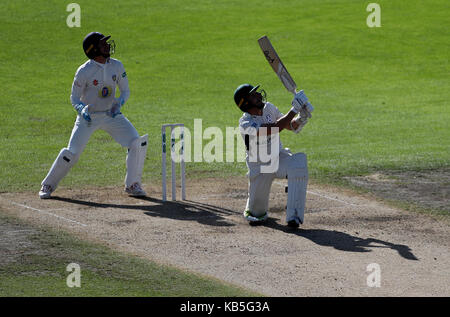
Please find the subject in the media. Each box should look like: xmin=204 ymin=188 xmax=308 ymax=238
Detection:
xmin=0 ymin=0 xmax=448 ymax=191
xmin=0 ymin=0 xmax=448 ymax=297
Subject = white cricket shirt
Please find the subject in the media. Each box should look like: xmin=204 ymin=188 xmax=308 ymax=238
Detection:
xmin=70 ymin=58 xmax=130 ymax=112
xmin=239 ymin=102 xmax=284 ymax=168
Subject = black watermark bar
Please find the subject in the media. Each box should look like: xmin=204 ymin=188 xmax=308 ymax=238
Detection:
xmin=0 ymin=297 xmax=443 ymax=315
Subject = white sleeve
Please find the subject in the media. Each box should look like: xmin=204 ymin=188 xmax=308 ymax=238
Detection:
xmin=240 ymin=116 xmax=260 ymax=131
xmin=117 ymin=62 xmax=130 ymax=105
xmin=267 ymin=102 xmax=283 ymax=120
xmin=70 ymin=68 xmax=85 ymax=108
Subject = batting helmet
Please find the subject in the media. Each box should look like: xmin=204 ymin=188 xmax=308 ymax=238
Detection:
xmin=83 ymin=32 xmax=111 ymax=59
xmin=233 ymin=84 xmax=260 ymax=112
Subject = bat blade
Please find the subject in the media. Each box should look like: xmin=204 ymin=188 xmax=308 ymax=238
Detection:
xmin=258 ymin=35 xmax=297 ymax=95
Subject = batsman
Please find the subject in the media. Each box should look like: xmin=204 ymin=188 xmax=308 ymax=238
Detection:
xmin=39 ymin=32 xmax=148 ymax=199
xmin=234 ymin=84 xmax=313 ymax=228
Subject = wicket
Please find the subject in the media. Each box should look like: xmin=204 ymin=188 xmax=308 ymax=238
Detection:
xmin=161 ymin=123 xmax=186 ymax=201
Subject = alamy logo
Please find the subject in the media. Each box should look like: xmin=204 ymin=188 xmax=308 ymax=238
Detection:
xmin=166 ymin=119 xmax=280 ymax=173
xmin=66 ymin=3 xmax=81 ymax=28
xmin=366 ymin=263 xmax=381 ymax=287
xmin=366 ymin=3 xmax=381 ymax=28
xmin=66 ymin=263 xmax=81 ymax=288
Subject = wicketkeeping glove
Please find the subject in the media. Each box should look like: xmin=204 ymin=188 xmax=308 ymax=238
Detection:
xmin=74 ymin=103 xmax=91 ymax=122
xmin=108 ymin=97 xmax=125 ymax=118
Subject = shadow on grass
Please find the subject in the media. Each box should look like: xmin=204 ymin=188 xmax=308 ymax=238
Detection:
xmin=50 ymin=196 xmax=418 ymax=260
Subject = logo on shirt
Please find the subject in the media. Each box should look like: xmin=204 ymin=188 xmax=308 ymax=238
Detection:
xmin=98 ymin=86 xmax=112 ymax=98
xmin=93 ymin=79 xmax=98 ymax=86
xmin=122 ymin=72 xmax=127 ymax=78
xmin=265 ymin=114 xmax=273 ymax=123
xmin=112 ymin=74 xmax=117 ymax=82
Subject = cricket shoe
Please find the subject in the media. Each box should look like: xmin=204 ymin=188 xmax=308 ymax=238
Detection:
xmin=244 ymin=210 xmax=268 ymax=225
xmin=39 ymin=185 xmax=54 ymax=199
xmin=125 ymin=182 xmax=147 ymax=197
xmin=287 ymin=219 xmax=300 ymax=229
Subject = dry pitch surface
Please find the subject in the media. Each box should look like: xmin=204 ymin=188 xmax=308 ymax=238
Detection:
xmin=0 ymin=177 xmax=448 ymax=296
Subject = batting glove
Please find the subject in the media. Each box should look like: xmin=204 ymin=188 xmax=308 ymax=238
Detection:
xmin=291 ymin=90 xmax=309 ymax=112
xmin=304 ymin=101 xmax=314 ymax=113
xmin=299 ymin=103 xmax=313 ymax=120
xmin=290 ymin=114 xmax=308 ymax=134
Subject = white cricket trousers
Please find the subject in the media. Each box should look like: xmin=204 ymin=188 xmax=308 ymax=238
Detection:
xmin=245 ymin=150 xmax=308 ymax=222
xmin=67 ymin=113 xmax=139 ymax=155
xmin=41 ymin=112 xmax=139 ymax=188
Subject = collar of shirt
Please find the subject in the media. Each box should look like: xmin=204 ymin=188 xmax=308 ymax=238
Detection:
xmin=92 ymin=58 xmax=110 ymax=68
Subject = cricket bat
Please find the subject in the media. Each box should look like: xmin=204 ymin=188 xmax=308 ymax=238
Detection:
xmin=257 ymin=35 xmax=298 ymax=96
xmin=258 ymin=35 xmax=313 ymax=116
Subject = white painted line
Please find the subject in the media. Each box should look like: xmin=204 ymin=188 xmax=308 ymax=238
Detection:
xmin=4 ymin=230 xmax=37 ymax=235
xmin=273 ymin=181 xmax=361 ymax=207
xmin=306 ymin=191 xmax=361 ymax=207
xmin=11 ymin=202 xmax=88 ymax=227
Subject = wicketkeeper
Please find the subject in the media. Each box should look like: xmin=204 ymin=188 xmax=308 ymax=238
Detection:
xmin=234 ymin=84 xmax=313 ymax=228
xmin=39 ymin=32 xmax=148 ymax=199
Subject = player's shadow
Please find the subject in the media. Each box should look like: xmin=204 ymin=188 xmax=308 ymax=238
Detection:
xmin=263 ymin=218 xmax=418 ymax=261
xmin=50 ymin=196 xmax=418 ymax=260
xmin=51 ymin=196 xmax=238 ymax=227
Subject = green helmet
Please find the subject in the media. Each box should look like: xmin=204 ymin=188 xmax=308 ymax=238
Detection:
xmin=233 ymin=84 xmax=260 ymax=112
